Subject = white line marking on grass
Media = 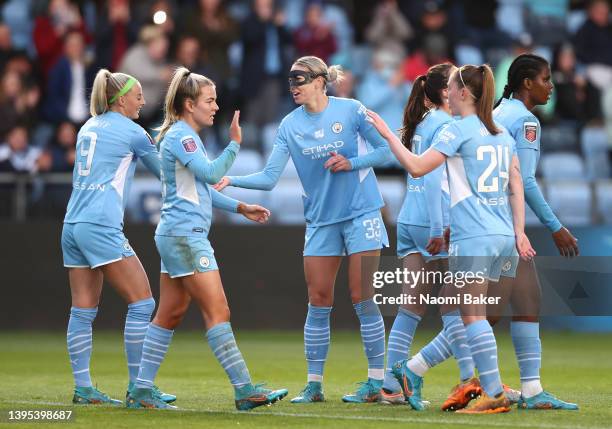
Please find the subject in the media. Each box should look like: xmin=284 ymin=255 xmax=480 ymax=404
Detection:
xmin=7 ymin=400 xmax=601 ymax=429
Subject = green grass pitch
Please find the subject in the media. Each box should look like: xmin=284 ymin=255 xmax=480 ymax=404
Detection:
xmin=1 ymin=330 xmax=611 ymax=429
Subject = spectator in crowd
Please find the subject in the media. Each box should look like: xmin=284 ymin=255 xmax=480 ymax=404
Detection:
xmin=0 ymin=70 xmax=39 ymax=139
xmin=524 ymin=0 xmax=570 ymax=46
xmin=183 ymin=0 xmax=238 ymax=85
xmin=1 ymin=0 xmax=35 ymax=55
xmin=45 ymin=121 xmax=76 ymax=172
xmin=0 ymin=23 xmax=18 ymax=73
xmin=454 ymin=0 xmax=511 ymax=64
xmin=402 ymin=33 xmax=451 ymax=82
xmin=33 ymin=0 xmax=90 ymax=78
xmin=0 ymin=126 xmax=43 ymax=173
xmin=410 ymin=1 xmax=454 ymax=61
xmin=42 ymin=31 xmax=92 ymax=125
xmin=119 ymin=25 xmax=171 ymax=127
xmin=573 ymin=0 xmax=612 ymax=68
xmin=573 ymin=0 xmax=612 ymax=100
xmin=94 ymin=0 xmax=137 ymax=71
xmin=293 ymin=1 xmax=337 ymax=63
xmin=182 ymin=0 xmax=239 ymax=127
xmin=365 ymin=0 xmax=413 ymax=59
xmin=551 ymin=43 xmax=591 ymax=124
xmin=357 ymin=50 xmax=410 ymax=137
xmin=240 ymin=0 xmax=293 ymax=150
xmin=174 ymin=35 xmax=209 ymax=76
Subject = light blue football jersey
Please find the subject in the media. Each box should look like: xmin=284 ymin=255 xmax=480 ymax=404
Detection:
xmin=494 ymin=98 xmax=562 ymax=232
xmin=229 ymin=96 xmax=392 ymax=226
xmin=64 ymin=111 xmax=158 ymax=229
xmin=397 ymin=108 xmax=452 ymax=237
xmin=431 ymin=114 xmax=516 ymax=242
xmin=155 ymin=120 xmax=239 ymax=237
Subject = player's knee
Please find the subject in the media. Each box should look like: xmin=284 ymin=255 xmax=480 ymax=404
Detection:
xmin=153 ymin=307 xmax=186 ymax=330
xmin=308 ymin=288 xmax=333 ymax=306
xmin=205 ymin=305 xmax=231 ymax=327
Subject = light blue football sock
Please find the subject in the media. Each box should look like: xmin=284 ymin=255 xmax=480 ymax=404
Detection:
xmin=466 ymin=320 xmax=503 ymax=397
xmin=304 ymin=304 xmax=332 ymax=382
xmin=511 ymin=321 xmax=542 ymax=396
xmin=206 ymin=322 xmax=252 ymax=392
xmin=67 ymin=306 xmax=98 ymax=387
xmin=135 ymin=323 xmax=173 ymax=389
xmin=354 ymin=298 xmax=386 ymax=380
xmin=420 ymin=329 xmax=453 ymax=368
xmin=382 ymin=307 xmax=420 ymax=391
xmin=124 ymin=297 xmax=155 ymax=383
xmin=443 ymin=309 xmax=475 ymax=381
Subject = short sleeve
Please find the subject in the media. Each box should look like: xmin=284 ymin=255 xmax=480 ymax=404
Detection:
xmin=168 ymin=134 xmax=205 ymax=166
xmin=131 ymin=128 xmax=158 ymax=158
xmin=431 ymin=123 xmax=463 ymax=157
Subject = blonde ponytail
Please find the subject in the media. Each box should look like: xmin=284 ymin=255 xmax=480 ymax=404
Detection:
xmin=89 ymin=69 xmax=137 ymax=116
xmin=156 ymin=67 xmax=215 ymax=142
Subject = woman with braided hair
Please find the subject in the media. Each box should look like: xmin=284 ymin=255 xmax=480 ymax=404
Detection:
xmin=490 ymin=53 xmax=579 ymax=410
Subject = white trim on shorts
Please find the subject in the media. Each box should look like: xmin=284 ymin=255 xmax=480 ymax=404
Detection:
xmin=161 ymin=270 xmax=196 ymax=279
xmin=64 ymin=264 xmax=90 ymax=268
xmin=91 ymin=257 xmax=123 ymax=269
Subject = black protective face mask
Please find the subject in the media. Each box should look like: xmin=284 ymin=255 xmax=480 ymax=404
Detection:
xmin=288 ymin=70 xmax=322 ymax=88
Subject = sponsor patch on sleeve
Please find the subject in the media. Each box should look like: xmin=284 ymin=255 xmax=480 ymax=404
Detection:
xmin=181 ymin=136 xmax=198 ymax=153
xmin=437 ymin=125 xmax=456 ymax=144
xmin=523 ymin=121 xmax=538 ymax=143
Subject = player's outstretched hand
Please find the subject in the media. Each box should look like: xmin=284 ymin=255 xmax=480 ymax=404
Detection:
xmin=324 ymin=151 xmax=351 ymax=172
xmin=238 ymin=203 xmax=270 ymax=224
xmin=229 ymin=110 xmax=242 ymax=144
xmin=516 ymin=232 xmax=537 ymax=261
xmin=214 ymin=176 xmax=231 ymax=191
xmin=552 ymin=226 xmax=579 ymax=258
xmin=426 ymin=236 xmax=445 ymax=255
xmin=366 ymin=109 xmax=394 ymax=140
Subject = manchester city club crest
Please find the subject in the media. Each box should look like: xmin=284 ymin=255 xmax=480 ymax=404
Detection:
xmin=331 ymin=122 xmax=343 ymax=134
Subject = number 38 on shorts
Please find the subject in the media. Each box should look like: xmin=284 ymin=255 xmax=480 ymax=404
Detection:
xmin=303 ymin=210 xmax=389 ymax=256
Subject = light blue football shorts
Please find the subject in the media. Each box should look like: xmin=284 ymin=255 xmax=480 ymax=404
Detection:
xmin=62 ymin=222 xmax=135 ymax=269
xmin=397 ymin=223 xmax=448 ymax=262
xmin=303 ymin=210 xmax=389 ymax=256
xmin=155 ymin=235 xmax=218 ymax=278
xmin=448 ymin=234 xmax=519 ymax=282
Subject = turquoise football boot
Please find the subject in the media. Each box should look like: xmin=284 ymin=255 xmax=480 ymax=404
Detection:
xmin=391 ymin=360 xmax=427 ymax=411
xmin=518 ymin=391 xmax=578 ymax=410
xmin=127 ymin=382 xmax=176 ymax=403
xmin=72 ymin=386 xmax=122 ymax=405
xmin=235 ymin=383 xmax=289 ymax=411
xmin=291 ymin=381 xmax=325 ymax=403
xmin=126 ymin=387 xmax=177 ymax=409
xmin=341 ymin=378 xmax=382 ymax=403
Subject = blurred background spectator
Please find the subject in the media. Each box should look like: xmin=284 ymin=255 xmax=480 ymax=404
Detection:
xmin=0 ymin=0 xmax=608 ymax=227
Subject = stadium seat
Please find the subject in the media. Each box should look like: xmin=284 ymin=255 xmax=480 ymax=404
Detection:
xmin=545 ymin=180 xmax=592 ymax=226
xmin=594 ymin=180 xmax=612 ymax=224
xmin=581 ymin=126 xmax=611 ymax=180
xmin=377 ymin=177 xmax=406 ymax=225
xmin=540 ymin=152 xmax=585 ymax=180
xmin=265 ymin=179 xmax=305 ymax=225
xmin=226 ymin=149 xmax=263 ymax=176
xmin=540 ymin=124 xmax=578 ymax=152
